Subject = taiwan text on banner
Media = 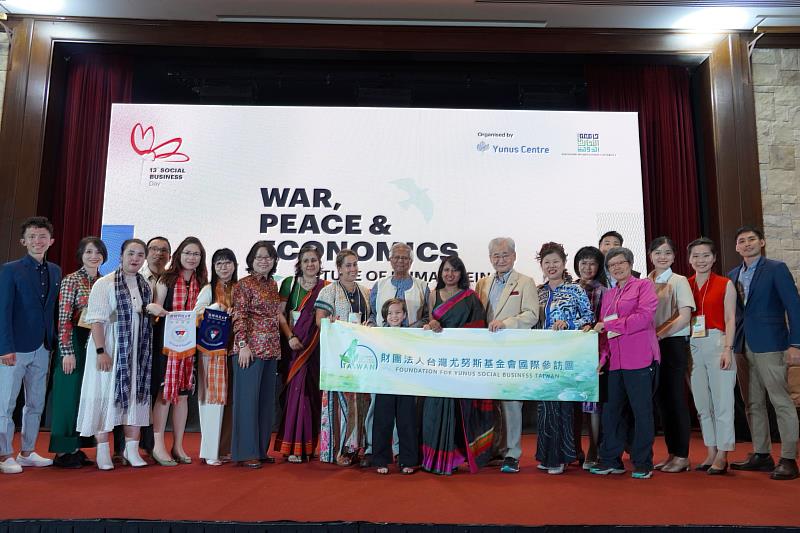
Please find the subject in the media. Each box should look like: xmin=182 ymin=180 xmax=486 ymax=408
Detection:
xmin=320 ymin=320 xmax=599 ymax=402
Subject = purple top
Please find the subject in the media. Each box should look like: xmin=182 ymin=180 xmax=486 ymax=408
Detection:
xmin=599 ymin=276 xmax=660 ymax=371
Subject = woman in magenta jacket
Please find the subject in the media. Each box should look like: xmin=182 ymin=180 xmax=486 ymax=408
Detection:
xmin=589 ymin=246 xmax=659 ymax=480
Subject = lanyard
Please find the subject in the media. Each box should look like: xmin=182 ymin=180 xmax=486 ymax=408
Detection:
xmin=694 ymin=275 xmax=712 ymax=315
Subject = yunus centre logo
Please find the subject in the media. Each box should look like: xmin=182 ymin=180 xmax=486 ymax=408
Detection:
xmin=339 ymin=339 xmax=379 ymax=370
xmin=476 ymin=141 xmax=491 ymax=152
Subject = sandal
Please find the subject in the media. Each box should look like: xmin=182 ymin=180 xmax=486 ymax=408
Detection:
xmin=336 ymin=455 xmax=353 ymax=467
xmin=401 ymin=466 xmax=416 ymax=475
xmin=376 ymin=466 xmax=390 ymax=475
xmin=288 ymin=455 xmax=303 ymax=464
xmin=240 ymin=459 xmax=262 ymax=469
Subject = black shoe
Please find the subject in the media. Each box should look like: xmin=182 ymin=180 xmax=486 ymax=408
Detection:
xmin=500 ymin=457 xmax=520 ymax=473
xmin=707 ymin=463 xmax=728 ymax=475
xmin=731 ymin=453 xmax=775 ymax=472
xmin=770 ymin=458 xmax=799 ymax=480
xmin=359 ymin=454 xmax=372 ymax=468
xmin=695 ymin=463 xmax=712 ymax=472
xmin=53 ymin=453 xmax=82 ymax=469
xmin=76 ymin=450 xmax=94 ymax=466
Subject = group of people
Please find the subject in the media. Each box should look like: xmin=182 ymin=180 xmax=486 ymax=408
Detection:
xmin=1 ymin=217 xmax=799 ymax=482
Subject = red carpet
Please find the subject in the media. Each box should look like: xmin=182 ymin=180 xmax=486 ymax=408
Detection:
xmin=2 ymin=433 xmax=799 ymax=527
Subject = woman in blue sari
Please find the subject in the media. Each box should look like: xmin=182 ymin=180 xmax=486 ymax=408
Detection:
xmin=421 ymin=255 xmax=493 ymax=475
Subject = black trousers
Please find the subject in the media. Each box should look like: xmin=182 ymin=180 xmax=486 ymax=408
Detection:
xmin=372 ymin=394 xmax=418 ymax=468
xmin=655 ymin=336 xmax=691 ymax=457
xmin=600 ymin=363 xmax=658 ymax=470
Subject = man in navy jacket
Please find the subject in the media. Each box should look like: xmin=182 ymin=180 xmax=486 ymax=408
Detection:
xmin=728 ymin=226 xmax=800 ymax=480
xmin=0 ymin=217 xmax=61 ymax=474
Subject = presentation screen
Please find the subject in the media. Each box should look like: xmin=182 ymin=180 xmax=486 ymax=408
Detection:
xmin=100 ymin=104 xmax=646 ymax=284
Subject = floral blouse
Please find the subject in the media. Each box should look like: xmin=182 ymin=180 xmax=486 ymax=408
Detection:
xmin=580 ymin=279 xmax=606 ymax=326
xmin=537 ymin=281 xmax=593 ymax=330
xmin=231 ymin=274 xmax=281 ymax=360
xmin=57 ymin=267 xmax=97 ymax=358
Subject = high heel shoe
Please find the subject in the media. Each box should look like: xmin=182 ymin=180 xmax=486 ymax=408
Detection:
xmin=152 ymin=451 xmax=178 ymax=467
xmin=123 ymin=440 xmax=148 ymax=468
xmin=96 ymin=442 xmax=114 ymax=471
xmin=171 ymin=449 xmax=192 ymax=464
xmin=661 ymin=457 xmax=690 ymax=473
xmin=707 ymin=462 xmax=728 ymax=475
xmin=694 ymin=463 xmax=713 ymax=472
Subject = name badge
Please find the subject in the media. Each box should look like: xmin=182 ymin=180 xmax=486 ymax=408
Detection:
xmin=348 ymin=312 xmax=362 ymax=324
xmin=604 ymin=313 xmax=620 ymax=339
xmin=691 ymin=315 xmax=707 ymax=338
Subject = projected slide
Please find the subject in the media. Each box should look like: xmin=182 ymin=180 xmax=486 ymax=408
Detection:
xmin=101 ymin=104 xmax=645 ymax=283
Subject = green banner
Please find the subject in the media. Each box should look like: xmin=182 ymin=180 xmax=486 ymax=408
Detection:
xmin=320 ymin=320 xmax=599 ymax=401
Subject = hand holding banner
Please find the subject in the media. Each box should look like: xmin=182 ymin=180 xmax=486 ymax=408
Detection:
xmin=320 ymin=320 xmax=599 ymax=402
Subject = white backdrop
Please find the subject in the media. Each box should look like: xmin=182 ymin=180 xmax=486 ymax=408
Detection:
xmin=101 ymin=104 xmax=646 ymax=284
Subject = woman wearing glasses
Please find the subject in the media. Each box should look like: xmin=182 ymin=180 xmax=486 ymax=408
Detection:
xmin=230 ymin=241 xmax=284 ymax=468
xmin=146 ymin=236 xmax=209 ymax=466
xmin=590 ymin=247 xmax=659 ymax=479
xmin=193 ymin=248 xmax=239 ymax=466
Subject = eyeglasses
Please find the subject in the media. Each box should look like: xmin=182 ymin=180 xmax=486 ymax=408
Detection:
xmin=181 ymin=251 xmax=202 ymax=258
xmin=214 ymin=260 xmax=234 ymax=267
xmin=607 ymin=260 xmax=630 ymax=269
xmin=391 ymin=256 xmax=411 ymax=262
xmin=491 ymin=253 xmax=513 ymax=261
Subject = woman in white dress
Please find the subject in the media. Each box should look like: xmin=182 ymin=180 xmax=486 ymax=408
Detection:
xmin=76 ymin=239 xmax=154 ymax=470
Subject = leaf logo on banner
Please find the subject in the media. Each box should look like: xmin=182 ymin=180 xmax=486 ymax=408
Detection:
xmin=130 ymin=123 xmax=190 ymax=162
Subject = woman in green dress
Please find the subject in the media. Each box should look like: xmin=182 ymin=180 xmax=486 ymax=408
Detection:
xmin=49 ymin=237 xmax=107 ymax=468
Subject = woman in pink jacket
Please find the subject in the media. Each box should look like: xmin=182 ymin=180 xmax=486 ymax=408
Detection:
xmin=589 ymin=247 xmax=659 ymax=480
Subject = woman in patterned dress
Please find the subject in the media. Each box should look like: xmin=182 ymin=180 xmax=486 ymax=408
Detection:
xmin=314 ymin=249 xmax=371 ymax=466
xmin=49 ymin=237 xmax=106 ymax=468
xmin=535 ymin=242 xmax=593 ymax=474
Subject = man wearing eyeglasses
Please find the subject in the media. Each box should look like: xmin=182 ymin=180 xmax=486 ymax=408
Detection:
xmin=141 ymin=236 xmax=171 ymax=292
xmin=363 ymin=242 xmax=431 ymax=466
xmin=475 ymin=237 xmax=538 ymax=473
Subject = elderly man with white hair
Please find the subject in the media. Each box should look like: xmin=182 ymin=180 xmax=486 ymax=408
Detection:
xmin=368 ymin=242 xmax=430 ymax=327
xmin=475 ymin=237 xmax=539 ymax=473
xmin=362 ymin=242 xmax=430 ymax=466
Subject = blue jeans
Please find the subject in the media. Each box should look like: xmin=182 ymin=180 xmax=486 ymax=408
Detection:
xmin=0 ymin=344 xmax=51 ymax=455
xmin=599 ymin=362 xmax=658 ymax=470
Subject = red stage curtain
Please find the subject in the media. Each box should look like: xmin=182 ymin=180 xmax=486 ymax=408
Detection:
xmin=49 ymin=55 xmax=132 ymax=272
xmin=585 ymin=65 xmax=700 ymax=274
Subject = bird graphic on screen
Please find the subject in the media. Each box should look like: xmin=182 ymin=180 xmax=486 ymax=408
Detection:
xmin=390 ymin=179 xmax=434 ymax=222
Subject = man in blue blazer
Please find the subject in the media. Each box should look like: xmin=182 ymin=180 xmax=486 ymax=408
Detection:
xmin=728 ymin=226 xmax=800 ymax=480
xmin=0 ymin=217 xmax=62 ymax=474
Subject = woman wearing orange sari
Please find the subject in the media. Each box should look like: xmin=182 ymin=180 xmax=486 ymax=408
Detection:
xmin=275 ymin=244 xmax=329 ymax=463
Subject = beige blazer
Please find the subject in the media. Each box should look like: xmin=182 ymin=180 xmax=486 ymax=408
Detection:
xmin=475 ymin=269 xmax=539 ymax=329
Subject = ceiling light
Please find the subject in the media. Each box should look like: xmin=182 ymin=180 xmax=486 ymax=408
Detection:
xmin=0 ymin=0 xmax=65 ymax=15
xmin=216 ymin=16 xmax=547 ymax=28
xmin=672 ymin=7 xmax=752 ymax=31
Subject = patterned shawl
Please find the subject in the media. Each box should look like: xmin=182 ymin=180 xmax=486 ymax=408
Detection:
xmin=113 ymin=267 xmax=153 ymax=409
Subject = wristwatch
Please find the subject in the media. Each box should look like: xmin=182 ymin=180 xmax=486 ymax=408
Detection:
xmin=238 ymin=340 xmax=247 ymax=349
xmin=96 ymin=347 xmax=105 ymax=355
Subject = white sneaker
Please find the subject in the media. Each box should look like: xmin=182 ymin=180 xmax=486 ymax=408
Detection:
xmin=16 ymin=452 xmax=53 ymax=467
xmin=547 ymin=464 xmax=566 ymax=475
xmin=0 ymin=457 xmax=23 ymax=474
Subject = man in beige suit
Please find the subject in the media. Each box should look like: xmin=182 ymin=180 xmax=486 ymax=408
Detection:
xmin=475 ymin=237 xmax=539 ymax=473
